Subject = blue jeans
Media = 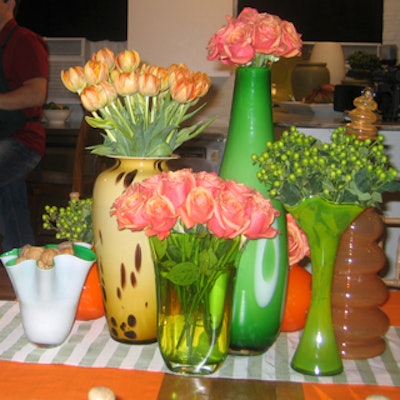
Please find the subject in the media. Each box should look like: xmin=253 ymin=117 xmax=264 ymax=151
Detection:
xmin=0 ymin=138 xmax=41 ymax=252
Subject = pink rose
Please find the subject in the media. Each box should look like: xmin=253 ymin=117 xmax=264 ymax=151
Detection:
xmin=195 ymin=171 xmax=224 ymax=196
xmin=252 ymin=14 xmax=282 ymax=55
xmin=111 ymin=186 xmax=149 ymax=232
xmin=236 ymin=7 xmax=261 ymax=24
xmin=138 ymin=173 xmax=164 ymax=197
xmin=180 ymin=186 xmax=216 ymax=228
xmin=287 ymin=213 xmax=309 ymax=266
xmin=207 ymin=18 xmax=255 ymax=66
xmin=207 ymin=7 xmax=302 ymax=66
xmin=243 ymin=193 xmax=279 ymax=239
xmin=275 ymin=21 xmax=302 ymax=58
xmin=223 ymin=180 xmax=255 ymax=201
xmin=208 ymin=189 xmax=249 ymax=239
xmin=159 ymin=169 xmax=196 ymax=209
xmin=144 ymin=195 xmax=177 ymax=239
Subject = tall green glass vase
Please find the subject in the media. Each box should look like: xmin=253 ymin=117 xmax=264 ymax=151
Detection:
xmin=220 ymin=67 xmax=289 ymax=355
xmin=287 ymin=197 xmax=364 ymax=376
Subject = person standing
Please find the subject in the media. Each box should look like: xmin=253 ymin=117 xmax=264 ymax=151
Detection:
xmin=0 ymin=0 xmax=48 ymax=252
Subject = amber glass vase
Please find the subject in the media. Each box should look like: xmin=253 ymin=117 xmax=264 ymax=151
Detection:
xmin=332 ymin=207 xmax=390 ymax=359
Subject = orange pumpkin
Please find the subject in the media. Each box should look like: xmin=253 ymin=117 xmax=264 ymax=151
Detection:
xmin=281 ymin=263 xmax=312 ymax=332
xmin=75 ymin=262 xmax=105 ymax=321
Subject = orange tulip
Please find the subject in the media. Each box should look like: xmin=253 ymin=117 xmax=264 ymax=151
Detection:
xmin=113 ymin=71 xmax=139 ymax=96
xmin=192 ymin=72 xmax=211 ymax=98
xmin=98 ymin=81 xmax=118 ymax=104
xmin=144 ymin=65 xmax=169 ymax=91
xmin=60 ymin=66 xmax=87 ymax=94
xmin=84 ymin=60 xmax=109 ymax=85
xmin=80 ymin=84 xmax=109 ymax=112
xmin=115 ymin=49 xmax=140 ymax=73
xmin=138 ymin=72 xmax=160 ymax=96
xmin=170 ymin=77 xmax=195 ymax=103
xmin=92 ymin=47 xmax=115 ymax=70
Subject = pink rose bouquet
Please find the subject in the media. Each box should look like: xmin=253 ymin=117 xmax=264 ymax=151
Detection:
xmin=207 ymin=7 xmax=302 ymax=68
xmin=111 ymin=169 xmax=279 ymax=241
xmin=286 ymin=213 xmax=310 ymax=266
xmin=111 ymin=169 xmax=280 ymax=372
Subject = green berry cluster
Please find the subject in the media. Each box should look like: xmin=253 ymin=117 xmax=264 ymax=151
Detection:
xmin=42 ymin=197 xmax=93 ymax=243
xmin=253 ymin=126 xmax=400 ymax=207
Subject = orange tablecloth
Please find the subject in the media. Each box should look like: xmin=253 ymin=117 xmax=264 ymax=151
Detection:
xmin=0 ymin=360 xmax=164 ymax=400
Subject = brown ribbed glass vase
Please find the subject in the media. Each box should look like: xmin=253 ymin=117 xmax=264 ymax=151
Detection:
xmin=332 ymin=207 xmax=390 ymax=359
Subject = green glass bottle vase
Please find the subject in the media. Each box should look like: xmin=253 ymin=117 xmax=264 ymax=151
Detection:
xmin=287 ymin=197 xmax=364 ymax=376
xmin=220 ymin=67 xmax=289 ymax=355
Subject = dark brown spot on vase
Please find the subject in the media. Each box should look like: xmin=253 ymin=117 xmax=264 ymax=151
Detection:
xmin=111 ymin=327 xmax=118 ymax=337
xmin=116 ymin=287 xmax=122 ymax=299
xmin=124 ymin=169 xmax=138 ymax=188
xmin=115 ymin=171 xmax=125 ymax=184
xmin=145 ymin=301 xmax=148 ymax=308
xmin=101 ymin=286 xmax=107 ymax=302
xmin=127 ymin=315 xmax=137 ymax=327
xmin=124 ymin=330 xmax=137 ymax=339
xmin=98 ymin=229 xmax=103 ymax=245
xmin=135 ymin=244 xmax=142 ymax=272
xmin=120 ymin=263 xmax=126 ymax=289
xmin=130 ymin=271 xmax=137 ymax=287
xmin=120 ymin=322 xmax=126 ymax=331
xmin=110 ymin=317 xmax=117 ymax=327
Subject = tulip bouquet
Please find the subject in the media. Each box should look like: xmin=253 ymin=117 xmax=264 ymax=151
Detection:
xmin=61 ymin=48 xmax=214 ymax=157
xmin=207 ymin=7 xmax=302 ymax=68
xmin=111 ymin=169 xmax=279 ymax=373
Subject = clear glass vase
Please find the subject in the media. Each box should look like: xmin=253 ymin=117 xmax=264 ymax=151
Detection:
xmin=150 ymin=232 xmax=241 ymax=375
xmin=287 ymin=197 xmax=364 ymax=376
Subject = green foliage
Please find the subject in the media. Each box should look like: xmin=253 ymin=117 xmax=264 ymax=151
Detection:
xmin=253 ymin=126 xmax=400 ymax=208
xmin=42 ymin=196 xmax=93 ymax=243
xmin=347 ymin=51 xmax=381 ymax=71
xmin=86 ymin=94 xmax=215 ymax=157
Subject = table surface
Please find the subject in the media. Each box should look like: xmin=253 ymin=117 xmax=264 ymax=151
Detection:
xmin=0 ymin=266 xmax=399 ymax=400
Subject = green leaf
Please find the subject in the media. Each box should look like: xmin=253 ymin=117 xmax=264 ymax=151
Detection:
xmin=150 ymin=236 xmax=167 ymax=260
xmin=166 ymin=262 xmax=199 ymax=286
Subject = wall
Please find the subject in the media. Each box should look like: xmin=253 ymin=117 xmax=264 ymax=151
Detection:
xmin=383 ymin=0 xmax=400 ymax=50
xmin=127 ymin=0 xmax=233 ymax=77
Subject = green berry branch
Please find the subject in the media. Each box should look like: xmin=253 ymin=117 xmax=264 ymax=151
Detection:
xmin=253 ymin=126 xmax=400 ymax=208
xmin=42 ymin=193 xmax=93 ymax=243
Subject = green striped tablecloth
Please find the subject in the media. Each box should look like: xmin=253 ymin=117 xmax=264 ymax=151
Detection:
xmin=0 ymin=300 xmax=399 ymax=386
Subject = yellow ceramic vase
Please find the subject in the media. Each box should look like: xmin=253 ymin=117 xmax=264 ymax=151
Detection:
xmin=93 ymin=157 xmax=172 ymax=344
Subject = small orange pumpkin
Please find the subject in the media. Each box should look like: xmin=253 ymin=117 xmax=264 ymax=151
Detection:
xmin=75 ymin=262 xmax=105 ymax=321
xmin=281 ymin=263 xmax=312 ymax=332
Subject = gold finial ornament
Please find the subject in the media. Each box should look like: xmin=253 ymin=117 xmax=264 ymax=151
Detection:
xmin=346 ymin=87 xmax=378 ymax=140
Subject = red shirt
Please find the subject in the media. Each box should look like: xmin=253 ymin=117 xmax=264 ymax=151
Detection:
xmin=0 ymin=19 xmax=48 ymax=156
